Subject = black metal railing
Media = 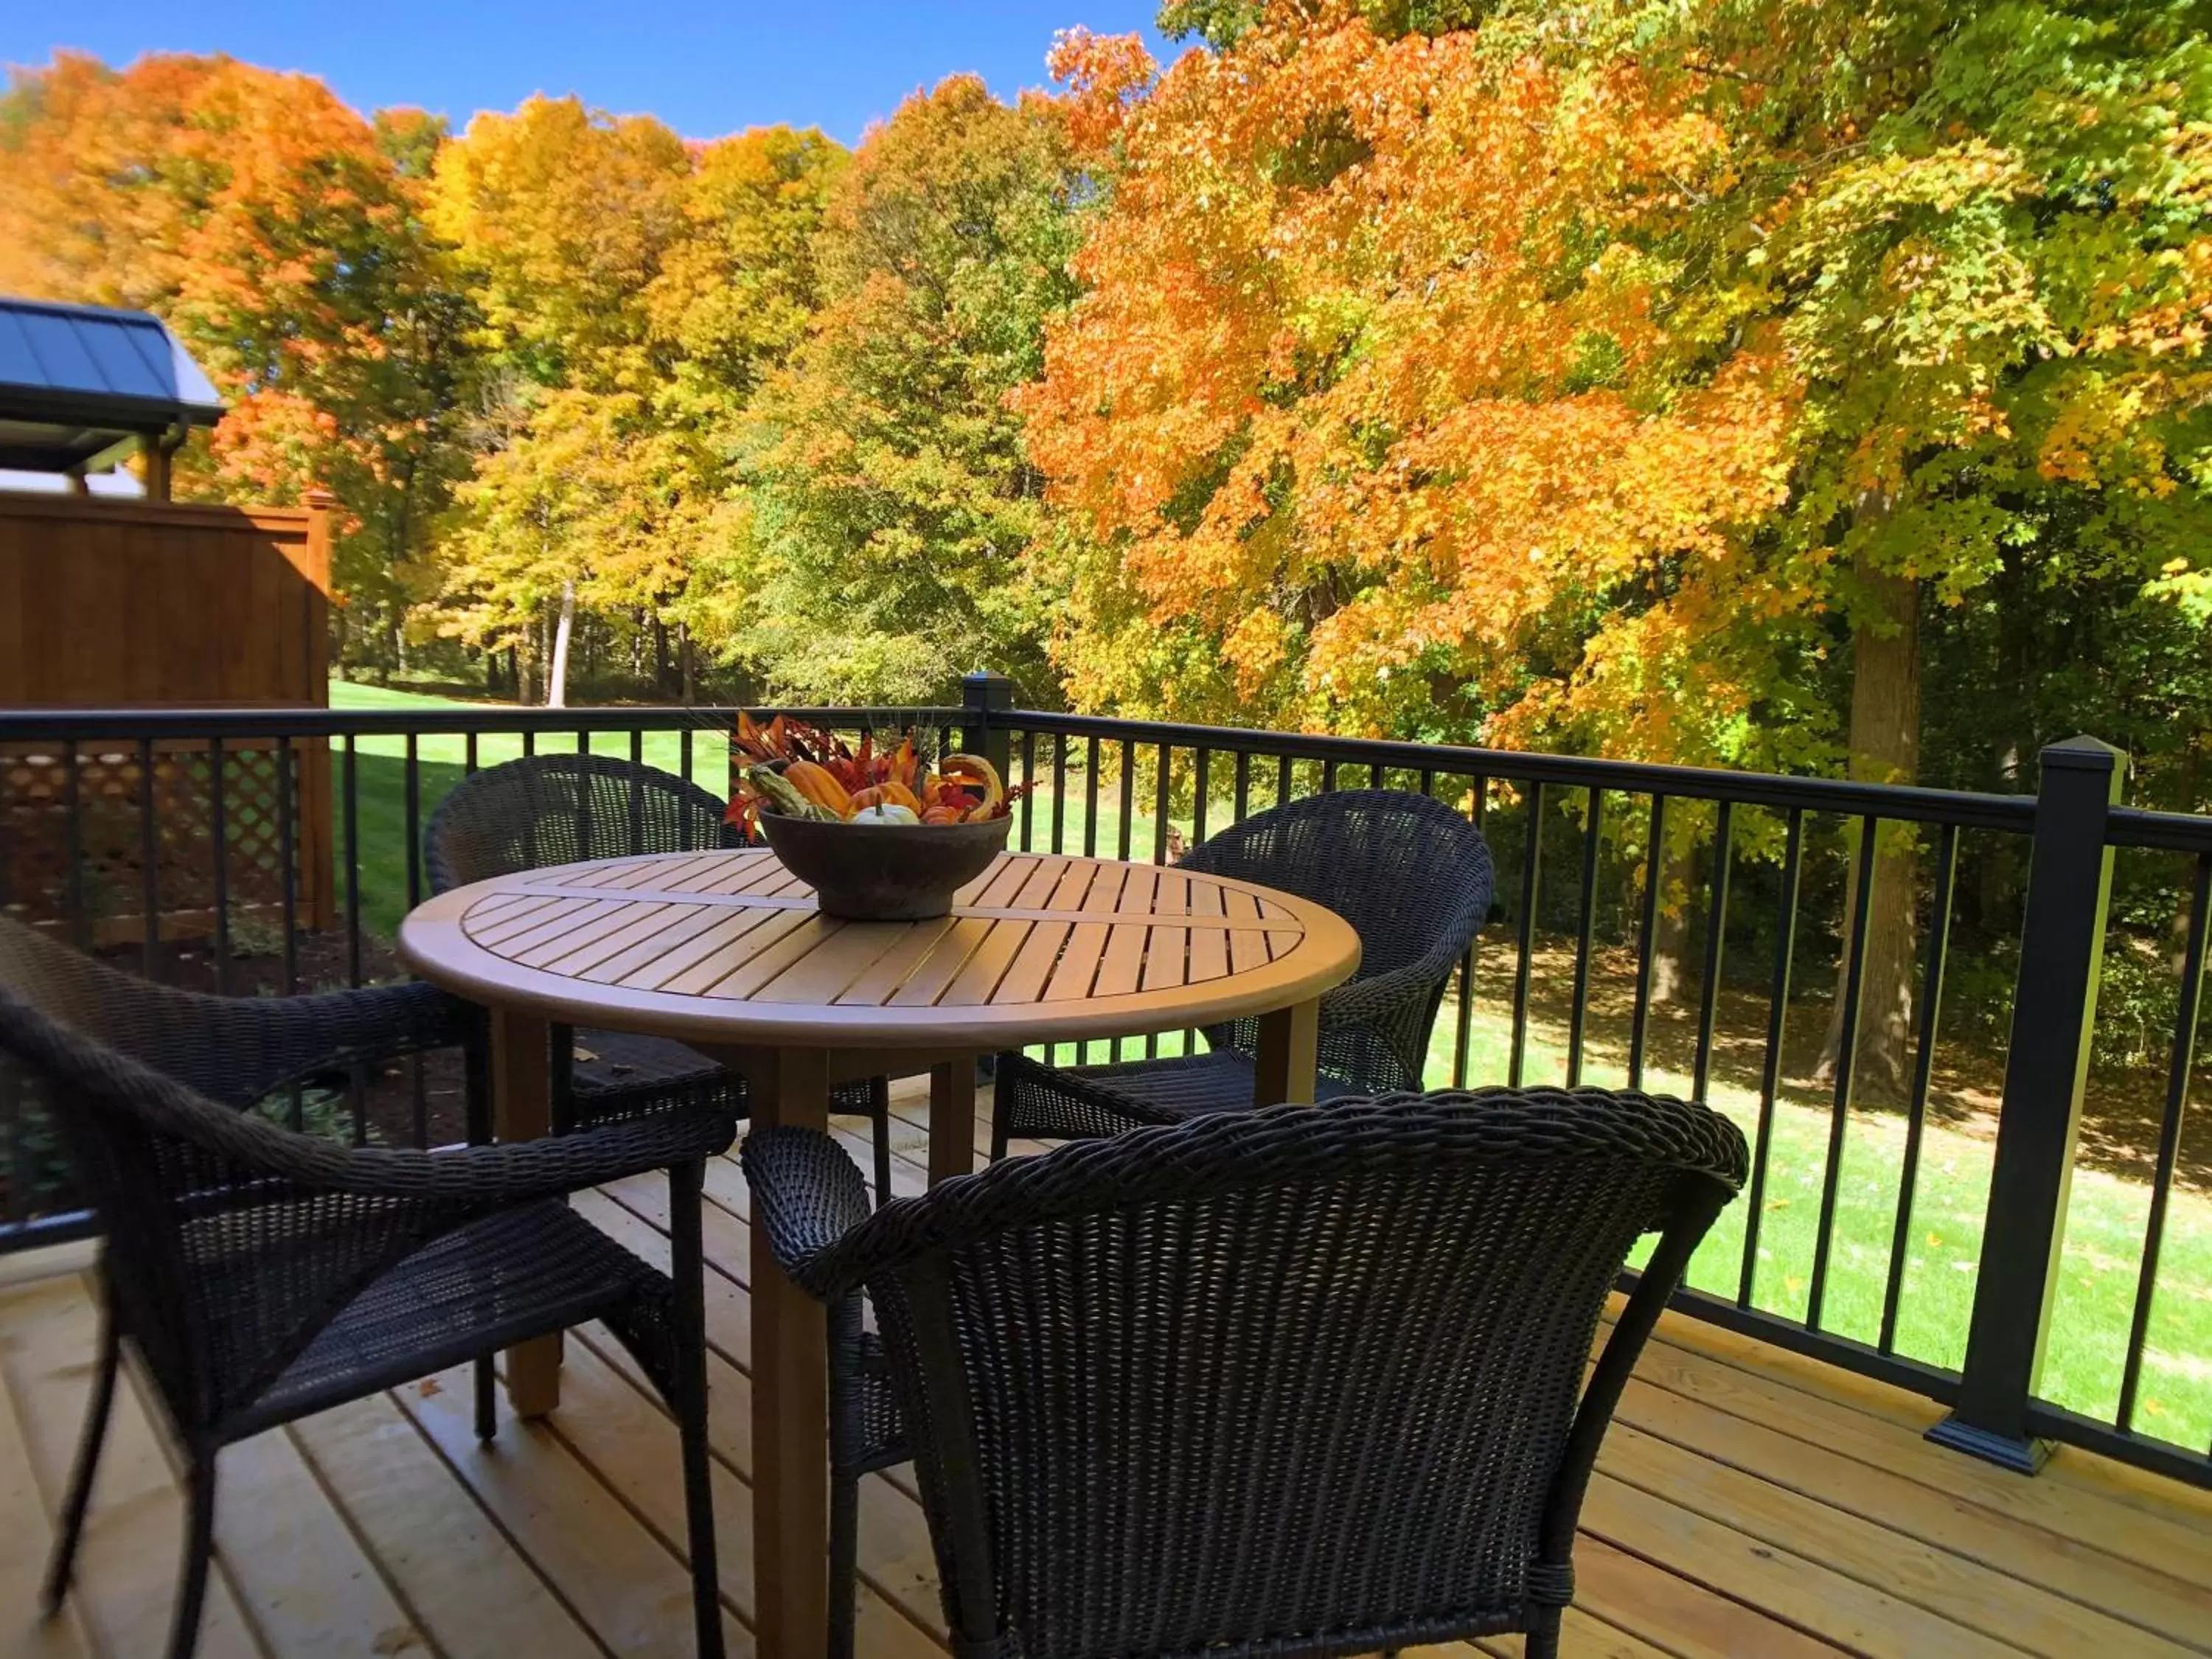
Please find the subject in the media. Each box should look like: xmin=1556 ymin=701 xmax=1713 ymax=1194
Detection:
xmin=0 ymin=675 xmax=2205 ymax=1492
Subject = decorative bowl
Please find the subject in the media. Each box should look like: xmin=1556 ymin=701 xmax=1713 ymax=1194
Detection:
xmin=757 ymin=810 xmax=1015 ymax=921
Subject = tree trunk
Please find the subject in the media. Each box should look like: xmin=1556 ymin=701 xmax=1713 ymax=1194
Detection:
xmin=678 ymin=621 xmax=696 ymax=704
xmin=547 ymin=582 xmax=576 ymax=709
xmin=654 ymin=614 xmax=672 ymax=697
xmin=1649 ymin=832 xmax=1697 ymax=1006
xmin=518 ymin=630 xmax=538 ymax=706
xmin=2173 ymin=745 xmax=2205 ymax=979
xmin=1818 ymin=526 xmax=1921 ymax=1103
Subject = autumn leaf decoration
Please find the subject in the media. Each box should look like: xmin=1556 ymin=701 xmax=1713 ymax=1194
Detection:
xmin=728 ymin=712 xmax=1026 ymax=835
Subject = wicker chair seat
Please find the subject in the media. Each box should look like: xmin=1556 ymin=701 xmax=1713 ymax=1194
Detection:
xmin=565 ymin=1027 xmax=742 ymax=1125
xmin=994 ymin=1048 xmax=1363 ymax=1141
xmin=229 ymin=1200 xmax=670 ymax=1438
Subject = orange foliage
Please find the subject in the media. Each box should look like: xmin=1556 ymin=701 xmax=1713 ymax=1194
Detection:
xmin=0 ymin=52 xmax=470 ymax=619
xmin=1019 ymin=6 xmax=1797 ymax=754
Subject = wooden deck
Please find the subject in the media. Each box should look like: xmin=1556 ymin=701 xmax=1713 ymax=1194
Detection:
xmin=4 ymin=1082 xmax=2209 ymax=1659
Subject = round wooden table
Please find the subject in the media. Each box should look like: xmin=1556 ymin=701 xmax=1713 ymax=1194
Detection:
xmin=399 ymin=845 xmax=1361 ymax=1659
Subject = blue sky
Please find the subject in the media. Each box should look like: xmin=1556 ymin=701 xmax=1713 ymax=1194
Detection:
xmin=1 ymin=1 xmax=1176 ymax=146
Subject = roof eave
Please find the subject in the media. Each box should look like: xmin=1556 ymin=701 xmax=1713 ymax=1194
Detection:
xmin=0 ymin=384 xmax=226 ymax=434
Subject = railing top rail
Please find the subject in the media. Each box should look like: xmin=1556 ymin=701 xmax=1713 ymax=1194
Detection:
xmin=0 ymin=700 xmax=2056 ymax=832
xmin=0 ymin=705 xmax=963 ymax=741
xmin=2105 ymin=804 xmax=2212 ymax=855
xmin=999 ymin=709 xmax=2042 ymax=833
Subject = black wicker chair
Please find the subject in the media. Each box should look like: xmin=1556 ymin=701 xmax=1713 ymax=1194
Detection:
xmin=746 ymin=1087 xmax=1747 ymax=1659
xmin=425 ymin=751 xmax=898 ymax=1200
xmin=0 ymin=917 xmax=734 ymax=1659
xmin=992 ymin=790 xmax=1494 ymax=1154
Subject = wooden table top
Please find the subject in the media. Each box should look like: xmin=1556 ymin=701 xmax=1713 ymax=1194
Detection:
xmin=398 ymin=848 xmax=1363 ymax=1049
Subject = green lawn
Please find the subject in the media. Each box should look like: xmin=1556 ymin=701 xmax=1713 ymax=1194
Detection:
xmin=329 ymin=678 xmax=2212 ymax=1454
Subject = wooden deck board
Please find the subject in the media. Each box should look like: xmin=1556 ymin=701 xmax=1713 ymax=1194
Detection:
xmin=2 ymin=1082 xmax=2208 ymax=1659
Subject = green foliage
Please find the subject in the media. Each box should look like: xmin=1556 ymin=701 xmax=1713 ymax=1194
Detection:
xmin=727 ymin=77 xmax=1084 ymax=704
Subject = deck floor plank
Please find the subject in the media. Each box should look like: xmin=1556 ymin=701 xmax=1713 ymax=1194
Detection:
xmin=393 ymin=1363 xmax=751 ymax=1659
xmin=0 ymin=1276 xmax=265 ymax=1659
xmin=1610 ymin=1367 xmax=2212 ymax=1653
xmin=1580 ymin=1473 xmax=2021 ymax=1659
xmin=1627 ymin=1321 xmax=2212 ymax=1584
xmin=2 ymin=1085 xmax=2208 ymax=1659
xmin=0 ymin=1290 xmax=91 ymax=1659
xmin=287 ymin=1391 xmax=604 ymax=1659
xmin=1598 ymin=1420 xmax=2188 ymax=1657
xmin=212 ymin=1427 xmax=430 ymax=1657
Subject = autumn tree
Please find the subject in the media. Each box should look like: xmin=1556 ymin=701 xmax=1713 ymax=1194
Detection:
xmin=731 ymin=75 xmax=1082 ymax=704
xmin=1670 ymin=0 xmax=2212 ymax=1084
xmin=429 ymin=100 xmax=843 ymax=702
xmin=1037 ymin=0 xmax=2212 ymax=1092
xmin=0 ymin=53 xmax=479 ymax=664
xmin=1025 ymin=15 xmax=1800 ymax=754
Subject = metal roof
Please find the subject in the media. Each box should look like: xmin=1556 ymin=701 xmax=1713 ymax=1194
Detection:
xmin=0 ymin=296 xmax=226 ymax=473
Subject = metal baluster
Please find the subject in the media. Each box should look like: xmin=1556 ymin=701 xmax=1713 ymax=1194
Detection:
xmin=1154 ymin=745 xmax=1172 ymax=864
xmin=137 ymin=736 xmax=159 ymax=978
xmin=406 ymin=733 xmax=428 ymax=1147
xmin=1628 ymin=796 xmax=1668 ymax=1088
xmin=1234 ymin=751 xmax=1251 ymax=824
xmin=63 ymin=743 xmax=87 ymax=952
xmin=466 ymin=730 xmax=479 ymax=774
xmin=1739 ymin=808 xmax=1804 ymax=1307
xmin=1691 ymin=801 xmax=1734 ymax=1102
xmin=1020 ymin=731 xmax=1036 ymax=851
xmin=339 ymin=734 xmax=367 ymax=1147
xmin=2116 ymin=851 xmax=2211 ymax=1430
xmin=1193 ymin=748 xmax=1210 ymax=847
xmin=681 ymin=725 xmax=694 ymax=788
xmin=276 ymin=737 xmax=299 ymax=994
xmin=344 ymin=738 xmax=362 ymax=987
xmin=1880 ymin=822 xmax=1960 ymax=1354
xmin=1565 ymin=787 xmax=1602 ymax=1086
xmin=1807 ymin=815 xmax=1881 ymax=1331
xmin=1116 ymin=740 xmax=1135 ymax=1062
xmin=1322 ymin=759 xmax=1338 ymax=793
xmin=1276 ymin=753 xmax=1293 ymax=807
xmin=630 ymin=728 xmax=647 ymax=852
xmin=1509 ymin=780 xmax=1544 ymax=1087
xmin=1051 ymin=736 xmax=1068 ymax=854
xmin=209 ymin=737 xmax=232 ymax=996
xmin=1454 ymin=773 xmax=1486 ymax=1088
xmin=1150 ymin=745 xmax=1171 ymax=1058
xmin=1368 ymin=761 xmax=1385 ymax=788
xmin=1118 ymin=740 xmax=1135 ymax=862
xmin=1064 ymin=734 xmax=1088 ymax=863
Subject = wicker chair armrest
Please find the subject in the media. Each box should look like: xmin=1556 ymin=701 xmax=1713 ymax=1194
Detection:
xmin=738 ymin=1127 xmax=874 ymax=1299
xmin=238 ymin=981 xmax=479 ymax=1104
xmin=1318 ymin=951 xmax=1455 ymax=1026
xmin=297 ymin=1105 xmax=739 ymax=1205
xmin=132 ymin=1054 xmax=736 ymax=1209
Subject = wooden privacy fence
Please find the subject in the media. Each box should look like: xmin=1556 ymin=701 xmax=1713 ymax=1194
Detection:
xmin=0 ymin=490 xmax=335 ymax=940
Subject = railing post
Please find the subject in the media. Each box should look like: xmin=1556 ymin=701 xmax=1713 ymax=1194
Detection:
xmin=1928 ymin=736 xmax=2124 ymax=1473
xmin=961 ymin=671 xmax=1013 ymax=782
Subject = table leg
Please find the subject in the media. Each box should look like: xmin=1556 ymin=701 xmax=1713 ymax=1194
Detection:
xmin=751 ymin=1045 xmax=832 ymax=1659
xmin=490 ymin=1007 xmax=561 ymax=1416
xmin=929 ymin=1057 xmax=977 ymax=1185
xmin=1253 ymin=998 xmax=1321 ymax=1106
